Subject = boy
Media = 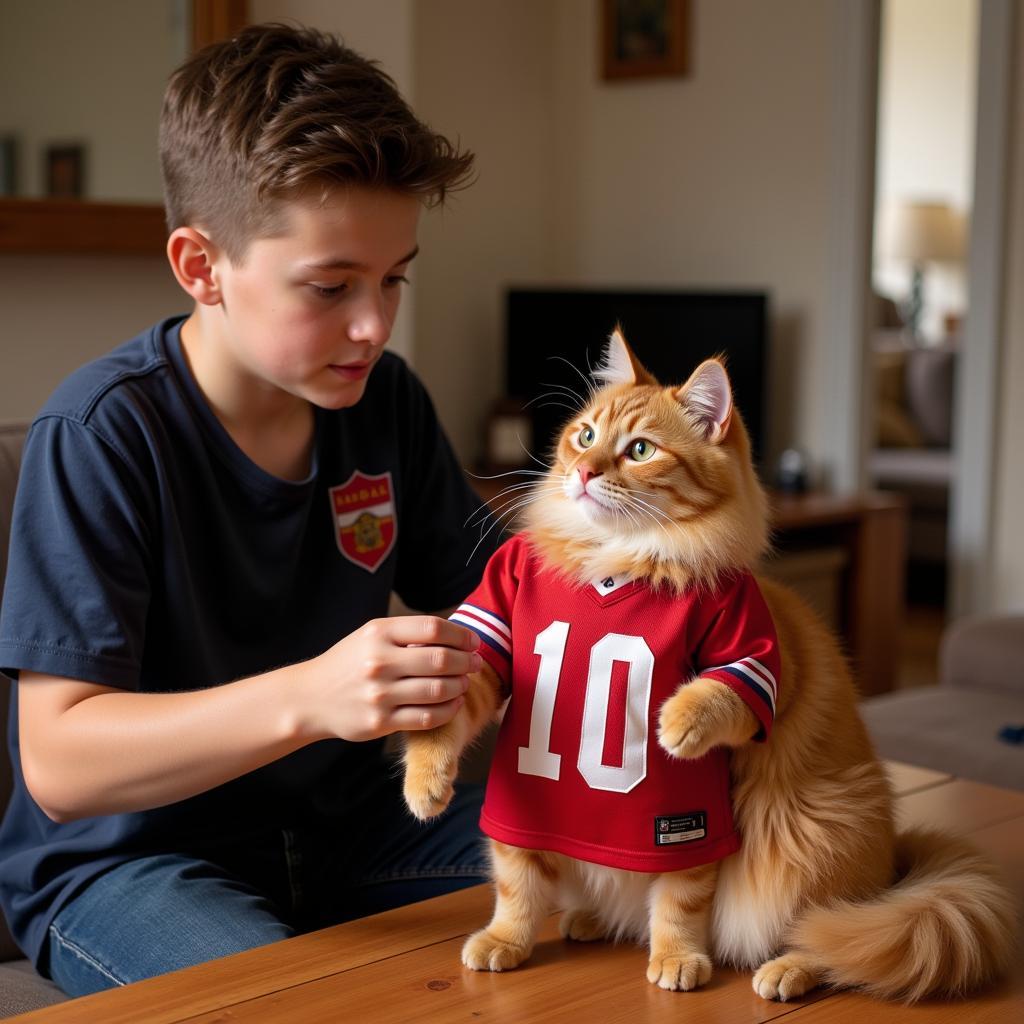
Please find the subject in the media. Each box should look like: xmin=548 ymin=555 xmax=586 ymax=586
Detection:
xmin=0 ymin=24 xmax=495 ymax=996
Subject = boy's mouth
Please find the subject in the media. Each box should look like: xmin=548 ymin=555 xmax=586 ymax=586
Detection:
xmin=329 ymin=360 xmax=373 ymax=382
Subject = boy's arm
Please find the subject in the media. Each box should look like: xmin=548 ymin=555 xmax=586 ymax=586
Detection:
xmin=19 ymin=615 xmax=482 ymax=823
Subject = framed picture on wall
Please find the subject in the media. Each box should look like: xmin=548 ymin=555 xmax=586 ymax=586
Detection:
xmin=45 ymin=143 xmax=86 ymax=199
xmin=602 ymin=0 xmax=691 ymax=81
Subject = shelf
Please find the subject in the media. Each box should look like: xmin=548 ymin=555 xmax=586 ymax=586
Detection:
xmin=0 ymin=198 xmax=167 ymax=257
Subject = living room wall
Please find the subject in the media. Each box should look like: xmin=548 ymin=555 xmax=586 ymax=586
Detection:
xmin=543 ymin=0 xmax=833 ymax=473
xmin=2 ymin=0 xmax=1018 ymax=614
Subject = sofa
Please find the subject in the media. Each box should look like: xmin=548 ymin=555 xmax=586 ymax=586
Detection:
xmin=0 ymin=423 xmax=68 ymax=1014
xmin=867 ymin=331 xmax=957 ymax=570
xmin=861 ymin=613 xmax=1024 ymax=791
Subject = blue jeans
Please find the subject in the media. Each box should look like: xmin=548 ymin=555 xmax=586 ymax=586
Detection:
xmin=45 ymin=781 xmax=488 ymax=997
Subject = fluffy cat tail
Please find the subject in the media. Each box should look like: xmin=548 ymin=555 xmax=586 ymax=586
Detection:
xmin=788 ymin=828 xmax=1016 ymax=1002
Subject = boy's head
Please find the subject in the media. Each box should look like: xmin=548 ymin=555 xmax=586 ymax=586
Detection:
xmin=160 ymin=23 xmax=473 ymax=263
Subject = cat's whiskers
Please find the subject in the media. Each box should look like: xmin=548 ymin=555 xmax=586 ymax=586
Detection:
xmin=539 ymin=379 xmax=588 ymax=407
xmin=548 ymin=355 xmax=600 ymax=402
xmin=522 ymin=389 xmax=582 ymax=414
xmin=622 ymin=491 xmax=677 ymax=529
xmin=465 ymin=482 xmax=563 ymax=564
xmin=463 ymin=477 xmax=549 ymax=529
xmin=466 ymin=480 xmax=556 ymax=529
xmin=467 ymin=468 xmax=549 ymax=481
xmin=617 ymin=492 xmax=674 ymax=540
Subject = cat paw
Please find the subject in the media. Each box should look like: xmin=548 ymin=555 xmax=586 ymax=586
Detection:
xmin=657 ymin=690 xmax=717 ymax=760
xmin=559 ymin=909 xmax=606 ymax=942
xmin=646 ymin=952 xmax=713 ymax=991
xmin=462 ymin=929 xmax=530 ymax=972
xmin=402 ymin=759 xmax=455 ymax=821
xmin=752 ymin=955 xmax=818 ymax=1001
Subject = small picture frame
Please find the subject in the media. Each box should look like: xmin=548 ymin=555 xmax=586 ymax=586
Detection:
xmin=45 ymin=143 xmax=86 ymax=199
xmin=602 ymin=0 xmax=691 ymax=81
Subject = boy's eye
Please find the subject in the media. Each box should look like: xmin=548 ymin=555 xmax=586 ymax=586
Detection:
xmin=628 ymin=439 xmax=656 ymax=462
xmin=384 ymin=275 xmax=410 ymax=289
xmin=578 ymin=426 xmax=596 ymax=448
xmin=311 ymin=284 xmax=346 ymax=299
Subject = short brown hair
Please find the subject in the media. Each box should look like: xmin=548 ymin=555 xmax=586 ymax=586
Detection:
xmin=160 ymin=23 xmax=474 ymax=260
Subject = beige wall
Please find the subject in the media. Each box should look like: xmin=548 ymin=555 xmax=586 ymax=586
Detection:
xmin=412 ymin=0 xmax=554 ymax=463
xmin=990 ymin=7 xmax=1024 ymax=613
xmin=3 ymin=1 xmax=1017 ymax=615
xmin=0 ymin=255 xmax=184 ymax=423
xmin=412 ymin=0 xmax=838 ymax=472
xmin=0 ymin=1 xmax=184 ymax=202
xmin=546 ymin=0 xmax=833 ymax=469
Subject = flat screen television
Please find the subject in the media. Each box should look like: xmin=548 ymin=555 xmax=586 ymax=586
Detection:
xmin=505 ymin=288 xmax=769 ymax=469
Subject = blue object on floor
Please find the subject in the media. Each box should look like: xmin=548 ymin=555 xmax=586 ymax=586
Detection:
xmin=997 ymin=724 xmax=1024 ymax=745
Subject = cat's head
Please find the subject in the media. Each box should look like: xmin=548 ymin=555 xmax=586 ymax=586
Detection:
xmin=522 ymin=327 xmax=769 ymax=591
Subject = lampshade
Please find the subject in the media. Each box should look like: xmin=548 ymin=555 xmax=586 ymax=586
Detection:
xmin=881 ymin=201 xmax=966 ymax=264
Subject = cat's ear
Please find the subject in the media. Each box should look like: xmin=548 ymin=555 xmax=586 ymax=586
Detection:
xmin=593 ymin=326 xmax=656 ymax=387
xmin=675 ymin=359 xmax=733 ymax=443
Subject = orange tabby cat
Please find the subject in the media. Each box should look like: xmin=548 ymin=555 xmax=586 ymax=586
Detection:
xmin=403 ymin=328 xmax=1015 ymax=1002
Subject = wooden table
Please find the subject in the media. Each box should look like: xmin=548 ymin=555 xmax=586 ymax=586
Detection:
xmin=15 ymin=762 xmax=1023 ymax=1023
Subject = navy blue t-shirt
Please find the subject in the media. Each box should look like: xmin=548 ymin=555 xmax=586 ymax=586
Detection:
xmin=0 ymin=316 xmax=495 ymax=967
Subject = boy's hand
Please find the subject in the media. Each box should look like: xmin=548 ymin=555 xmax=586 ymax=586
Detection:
xmin=300 ymin=616 xmax=483 ymax=743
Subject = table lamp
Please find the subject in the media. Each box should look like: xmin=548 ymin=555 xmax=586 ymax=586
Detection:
xmin=881 ymin=200 xmax=965 ymax=342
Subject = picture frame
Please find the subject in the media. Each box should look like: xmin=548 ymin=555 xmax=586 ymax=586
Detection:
xmin=601 ymin=0 xmax=691 ymax=81
xmin=45 ymin=143 xmax=86 ymax=199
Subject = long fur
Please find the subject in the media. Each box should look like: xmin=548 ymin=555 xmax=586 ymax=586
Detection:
xmin=403 ymin=332 xmax=1016 ymax=1001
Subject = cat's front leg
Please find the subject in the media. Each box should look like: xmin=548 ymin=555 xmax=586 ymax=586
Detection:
xmin=647 ymin=862 xmax=718 ymax=991
xmin=402 ymin=664 xmax=501 ymax=820
xmin=657 ymin=677 xmax=759 ymax=761
xmin=463 ymin=842 xmax=559 ymax=971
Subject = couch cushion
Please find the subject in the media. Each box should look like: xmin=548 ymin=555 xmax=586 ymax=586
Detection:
xmin=0 ymin=427 xmax=28 ymax=966
xmin=941 ymin=615 xmax=1024 ymax=699
xmin=905 ymin=345 xmax=955 ymax=447
xmin=0 ymin=960 xmax=66 ymax=1014
xmin=861 ymin=687 xmax=1024 ymax=791
xmin=0 ymin=425 xmax=27 ymax=593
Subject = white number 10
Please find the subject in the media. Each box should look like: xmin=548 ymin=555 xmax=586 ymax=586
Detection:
xmin=517 ymin=621 xmax=654 ymax=793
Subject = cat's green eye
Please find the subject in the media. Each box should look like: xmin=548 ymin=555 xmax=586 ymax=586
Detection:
xmin=628 ymin=439 xmax=657 ymax=462
xmin=578 ymin=426 xmax=596 ymax=449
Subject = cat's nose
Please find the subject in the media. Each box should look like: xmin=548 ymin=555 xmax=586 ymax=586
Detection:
xmin=579 ymin=465 xmax=602 ymax=486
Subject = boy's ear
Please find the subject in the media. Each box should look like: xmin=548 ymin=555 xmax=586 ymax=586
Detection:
xmin=594 ymin=326 xmax=656 ymax=387
xmin=166 ymin=227 xmax=223 ymax=306
xmin=674 ymin=359 xmax=733 ymax=443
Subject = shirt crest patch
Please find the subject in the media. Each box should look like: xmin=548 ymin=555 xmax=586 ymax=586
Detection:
xmin=329 ymin=471 xmax=397 ymax=573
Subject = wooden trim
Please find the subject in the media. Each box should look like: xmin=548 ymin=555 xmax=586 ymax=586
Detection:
xmin=949 ymin=0 xmax=1016 ymax=617
xmin=0 ymin=198 xmax=167 ymax=256
xmin=822 ymin=0 xmax=880 ymax=494
xmin=191 ymin=0 xmax=249 ymax=51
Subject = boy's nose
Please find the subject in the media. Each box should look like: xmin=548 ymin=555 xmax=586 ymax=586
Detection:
xmin=349 ymin=296 xmax=391 ymax=347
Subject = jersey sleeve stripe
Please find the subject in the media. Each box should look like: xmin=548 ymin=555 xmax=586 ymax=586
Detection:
xmin=712 ymin=665 xmax=776 ymax=715
xmin=740 ymin=657 xmax=777 ymax=696
xmin=450 ymin=612 xmax=512 ymax=656
xmin=456 ymin=603 xmax=511 ymax=641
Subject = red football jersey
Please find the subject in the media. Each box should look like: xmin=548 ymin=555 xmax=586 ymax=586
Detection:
xmin=452 ymin=533 xmax=780 ymax=872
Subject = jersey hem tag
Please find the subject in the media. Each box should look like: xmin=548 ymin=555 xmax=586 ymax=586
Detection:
xmin=654 ymin=811 xmax=707 ymax=845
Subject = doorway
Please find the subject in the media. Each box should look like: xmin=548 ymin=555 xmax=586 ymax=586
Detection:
xmin=866 ymin=0 xmax=979 ymax=687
